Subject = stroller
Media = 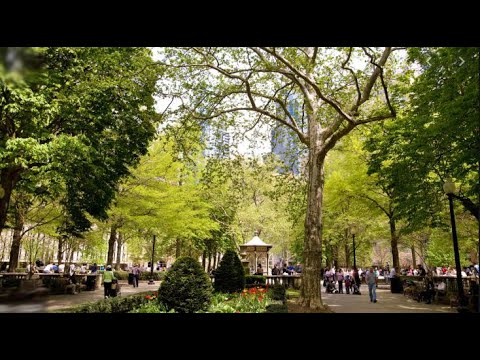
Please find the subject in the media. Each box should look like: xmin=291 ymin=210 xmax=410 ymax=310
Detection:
xmin=326 ymin=279 xmax=339 ymax=294
xmin=352 ymin=280 xmax=361 ymax=295
xmin=110 ymin=279 xmax=121 ymax=297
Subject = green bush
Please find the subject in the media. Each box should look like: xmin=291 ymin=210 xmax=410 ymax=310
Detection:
xmin=268 ymin=284 xmax=286 ymax=302
xmin=158 ymin=257 xmax=212 ymax=313
xmin=245 ymin=275 xmax=266 ymax=287
xmin=113 ymin=271 xmax=129 ymax=280
xmin=1 ymin=278 xmax=21 ymax=288
xmin=58 ymin=292 xmax=154 ymax=313
xmin=15 ymin=268 xmax=27 ymax=273
xmin=265 ymin=304 xmax=288 ymax=313
xmin=139 ymin=271 xmax=165 ymax=281
xmin=41 ymin=277 xmax=70 ymax=294
xmin=214 ymin=250 xmax=245 ymax=293
xmin=101 ymin=270 xmax=165 ymax=281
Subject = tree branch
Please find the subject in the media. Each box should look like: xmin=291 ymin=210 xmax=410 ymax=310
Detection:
xmin=258 ymin=47 xmax=354 ymax=124
xmin=452 ymin=194 xmax=479 ymax=221
xmin=360 ymin=194 xmax=391 ymax=218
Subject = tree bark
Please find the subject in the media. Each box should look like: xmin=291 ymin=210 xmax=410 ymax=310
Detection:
xmin=299 ymin=140 xmax=326 ymax=310
xmin=411 ymin=244 xmax=416 ymax=268
xmin=8 ymin=201 xmax=26 ymax=271
xmin=68 ymin=245 xmax=75 ymax=264
xmin=344 ymin=229 xmax=351 ymax=269
xmin=389 ymin=218 xmax=400 ymax=272
xmin=202 ymin=250 xmax=206 ymax=270
xmin=8 ymin=212 xmax=24 ymax=271
xmin=213 ymin=247 xmax=218 ymax=269
xmin=333 ymin=245 xmax=339 ymax=269
xmin=0 ymin=167 xmax=22 ymax=232
xmin=115 ymin=232 xmax=123 ymax=270
xmin=207 ymin=251 xmax=212 ymax=272
xmin=57 ymin=236 xmax=64 ymax=266
xmin=107 ymin=224 xmax=118 ymax=266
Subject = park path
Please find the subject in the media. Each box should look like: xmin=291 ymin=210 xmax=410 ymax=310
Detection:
xmin=1 ymin=283 xmax=457 ymax=313
xmin=0 ymin=281 xmax=159 ymax=313
xmin=321 ymin=285 xmax=456 ymax=313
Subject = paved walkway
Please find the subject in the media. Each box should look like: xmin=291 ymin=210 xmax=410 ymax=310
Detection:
xmin=322 ymin=285 xmax=456 ymax=313
xmin=1 ymin=283 xmax=458 ymax=313
xmin=0 ymin=281 xmax=159 ymax=313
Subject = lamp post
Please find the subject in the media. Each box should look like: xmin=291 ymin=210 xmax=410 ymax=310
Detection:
xmin=148 ymin=234 xmax=156 ymax=285
xmin=351 ymin=225 xmax=357 ymax=269
xmin=443 ymin=178 xmax=467 ymax=310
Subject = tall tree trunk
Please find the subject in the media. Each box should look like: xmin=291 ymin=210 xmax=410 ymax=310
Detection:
xmin=213 ymin=245 xmax=218 ymax=269
xmin=207 ymin=252 xmax=212 ymax=272
xmin=0 ymin=167 xmax=22 ymax=232
xmin=57 ymin=236 xmax=65 ymax=266
xmin=115 ymin=232 xmax=123 ymax=270
xmin=107 ymin=224 xmax=118 ymax=266
xmin=344 ymin=229 xmax=351 ymax=269
xmin=202 ymin=250 xmax=206 ymax=270
xmin=333 ymin=245 xmax=339 ymax=269
xmin=8 ymin=207 xmax=24 ymax=271
xmin=68 ymin=245 xmax=75 ymax=264
xmin=1 ymin=232 xmax=7 ymax=262
xmin=40 ymin=235 xmax=46 ymax=263
xmin=175 ymin=238 xmax=181 ymax=258
xmin=411 ymin=244 xmax=416 ymax=268
xmin=389 ymin=218 xmax=400 ymax=272
xmin=299 ymin=141 xmax=326 ymax=310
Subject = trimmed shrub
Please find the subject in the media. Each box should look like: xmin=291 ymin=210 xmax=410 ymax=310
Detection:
xmin=214 ymin=250 xmax=245 ymax=293
xmin=15 ymin=268 xmax=27 ymax=273
xmin=265 ymin=304 xmax=288 ymax=313
xmin=139 ymin=271 xmax=165 ymax=281
xmin=268 ymin=284 xmax=286 ymax=302
xmin=1 ymin=278 xmax=21 ymax=288
xmin=158 ymin=257 xmax=212 ymax=313
xmin=39 ymin=277 xmax=71 ymax=294
xmin=245 ymin=275 xmax=266 ymax=287
xmin=112 ymin=271 xmax=129 ymax=280
xmin=58 ymin=292 xmax=153 ymax=313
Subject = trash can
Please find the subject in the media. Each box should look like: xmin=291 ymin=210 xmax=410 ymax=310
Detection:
xmin=86 ymin=275 xmax=96 ymax=291
xmin=128 ymin=273 xmax=134 ymax=285
xmin=390 ymin=276 xmax=403 ymax=293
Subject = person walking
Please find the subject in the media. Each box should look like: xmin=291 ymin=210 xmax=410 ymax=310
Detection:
xmin=366 ymin=266 xmax=378 ymax=303
xmin=336 ymin=268 xmax=344 ymax=294
xmin=132 ymin=264 xmax=140 ymax=288
xmin=103 ymin=265 xmax=116 ymax=299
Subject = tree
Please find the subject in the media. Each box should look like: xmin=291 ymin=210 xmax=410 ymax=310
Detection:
xmin=159 ymin=47 xmax=402 ymax=309
xmin=365 ymin=48 xmax=478 ymax=223
xmin=214 ymin=249 xmax=245 ymax=293
xmin=105 ymin=136 xmax=218 ymax=264
xmin=158 ymin=256 xmax=213 ymax=313
xmin=0 ymin=47 xmax=159 ymax=235
xmin=364 ymin=47 xmax=479 ymax=267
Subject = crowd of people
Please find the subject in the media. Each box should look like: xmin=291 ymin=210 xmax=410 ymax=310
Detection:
xmin=398 ymin=264 xmax=479 ymax=277
xmin=22 ymin=260 xmax=100 ymax=275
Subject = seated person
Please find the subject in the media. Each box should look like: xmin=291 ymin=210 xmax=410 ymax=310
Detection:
xmin=282 ymin=264 xmax=292 ymax=275
xmin=89 ymin=263 xmax=98 ymax=274
xmin=255 ymin=264 xmax=263 ymax=275
xmin=271 ymin=265 xmax=280 ymax=275
xmin=43 ymin=263 xmax=53 ymax=273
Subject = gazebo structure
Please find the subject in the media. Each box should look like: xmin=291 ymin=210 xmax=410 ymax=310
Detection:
xmin=239 ymin=232 xmax=272 ymax=275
